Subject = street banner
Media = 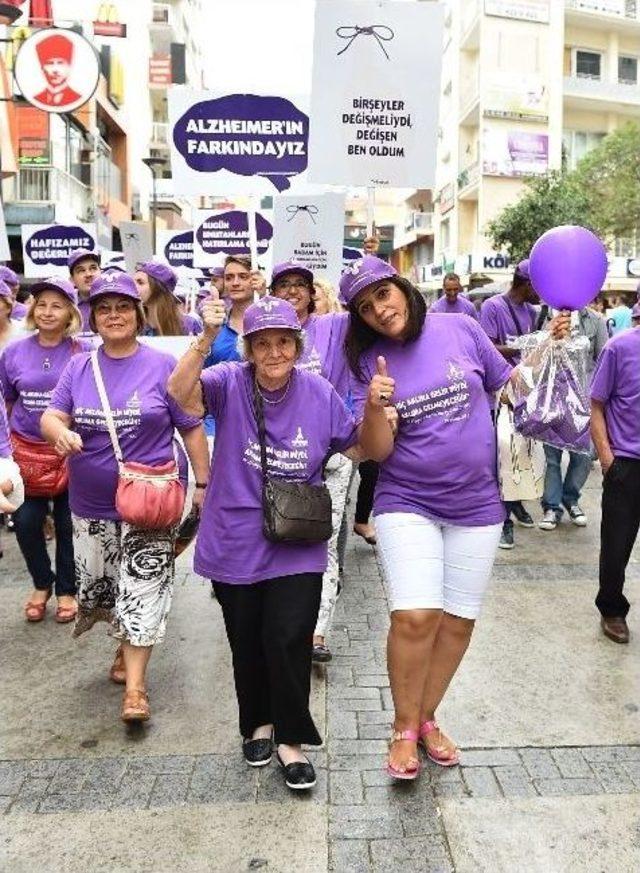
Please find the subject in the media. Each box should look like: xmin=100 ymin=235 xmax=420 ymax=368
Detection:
xmin=483 ymin=128 xmax=549 ymax=177
xmin=157 ymin=228 xmax=195 ymax=273
xmin=272 ymin=192 xmax=345 ymax=288
xmin=14 ymin=28 xmax=100 ymax=114
xmin=120 ymin=221 xmax=153 ymax=273
xmin=308 ymin=0 xmax=444 ymax=189
xmin=193 ymin=208 xmax=273 ymax=269
xmin=168 ymin=87 xmax=310 ymax=196
xmin=21 ymin=222 xmax=97 ymax=277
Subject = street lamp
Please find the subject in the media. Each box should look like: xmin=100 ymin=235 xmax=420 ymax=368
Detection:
xmin=142 ymin=155 xmax=167 ymax=255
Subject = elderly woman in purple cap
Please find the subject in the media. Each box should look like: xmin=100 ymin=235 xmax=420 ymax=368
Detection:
xmin=0 ymin=278 xmax=85 ymax=622
xmin=134 ymin=262 xmax=202 ymax=337
xmin=41 ymin=272 xmax=209 ymax=725
xmin=68 ymin=249 xmax=101 ymax=333
xmin=168 ymin=294 xmax=390 ymax=791
xmin=341 ymin=255 xmax=567 ymax=780
xmin=0 ymin=266 xmax=29 ymax=320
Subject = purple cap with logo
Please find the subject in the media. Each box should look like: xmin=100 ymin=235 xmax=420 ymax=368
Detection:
xmin=632 ymin=303 xmax=640 ymax=319
xmin=89 ymin=271 xmax=140 ymax=303
xmin=0 ymin=266 xmax=18 ymax=286
xmin=339 ymin=255 xmax=398 ymax=306
xmin=31 ymin=277 xmax=78 ymax=306
xmin=270 ymin=260 xmax=314 ymax=289
xmin=243 ymin=296 xmax=301 ymax=337
xmin=515 ymin=258 xmax=530 ymax=280
xmin=137 ymin=261 xmax=178 ymax=294
xmin=209 ymin=266 xmax=225 ymax=279
xmin=0 ymin=280 xmax=13 ymax=302
xmin=68 ymin=248 xmax=100 ymax=271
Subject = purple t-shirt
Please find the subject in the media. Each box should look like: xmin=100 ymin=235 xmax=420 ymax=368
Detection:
xmin=480 ymin=292 xmax=537 ymax=356
xmin=590 ymin=328 xmax=640 ymax=460
xmin=0 ymin=387 xmax=10 ymax=458
xmin=298 ymin=312 xmax=350 ymax=398
xmin=429 ymin=295 xmax=478 ymax=320
xmin=182 ymin=313 xmax=203 ymax=336
xmin=11 ymin=301 xmax=28 ymax=319
xmin=48 ymin=344 xmax=200 ymax=520
xmin=195 ymin=362 xmax=357 ymax=584
xmin=78 ymin=298 xmax=92 ymax=333
xmin=351 ymin=314 xmax=512 ymax=526
xmin=0 ymin=335 xmax=88 ymax=441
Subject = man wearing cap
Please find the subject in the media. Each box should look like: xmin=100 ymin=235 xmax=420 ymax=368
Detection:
xmin=0 ymin=267 xmax=28 ymax=320
xmin=34 ymin=33 xmax=81 ymax=108
xmin=480 ymin=259 xmax=540 ymax=548
xmin=68 ymin=249 xmax=101 ymax=333
xmin=429 ymin=273 xmax=478 ymax=320
xmin=209 ymin=267 xmax=225 ymax=297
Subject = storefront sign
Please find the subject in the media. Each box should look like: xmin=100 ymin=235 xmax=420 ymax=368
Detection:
xmin=22 ymin=222 xmax=97 ymax=277
xmin=471 ymin=253 xmax=513 ymax=272
xmin=484 ymin=1 xmax=549 ymax=23
xmin=14 ymin=28 xmax=100 ymax=114
xmin=483 ymin=128 xmax=548 ymax=177
xmin=193 ymin=209 xmax=273 ymax=268
xmin=308 ymin=0 xmax=443 ymax=188
xmin=16 ymin=104 xmax=50 ymax=165
xmin=272 ymin=193 xmax=345 ymax=287
xmin=149 ymin=54 xmax=171 ymax=86
xmin=94 ymin=2 xmax=127 ymax=38
xmin=484 ymin=74 xmax=549 ymax=122
xmin=169 ymin=89 xmax=309 ymax=196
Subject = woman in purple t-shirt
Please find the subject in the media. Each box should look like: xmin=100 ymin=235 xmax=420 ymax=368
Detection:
xmin=41 ymin=272 xmax=210 ymax=726
xmin=0 ymin=277 xmax=85 ymax=624
xmin=168 ymin=295 xmax=387 ymax=792
xmin=134 ymin=262 xmax=202 ymax=337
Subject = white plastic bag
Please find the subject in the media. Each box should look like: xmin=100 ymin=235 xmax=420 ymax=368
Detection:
xmin=0 ymin=457 xmax=25 ymax=513
xmin=496 ymin=402 xmax=545 ymax=502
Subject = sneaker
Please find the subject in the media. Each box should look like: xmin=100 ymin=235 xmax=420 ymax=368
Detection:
xmin=538 ymin=509 xmax=559 ymax=531
xmin=499 ymin=521 xmax=514 ymax=550
xmin=565 ymin=504 xmax=587 ymax=527
xmin=511 ymin=503 xmax=535 ymax=528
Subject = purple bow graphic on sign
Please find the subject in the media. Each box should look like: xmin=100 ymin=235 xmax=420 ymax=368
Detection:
xmin=286 ymin=204 xmax=319 ymax=224
xmin=336 ymin=25 xmax=394 ymax=60
xmin=173 ymin=94 xmax=309 ymax=193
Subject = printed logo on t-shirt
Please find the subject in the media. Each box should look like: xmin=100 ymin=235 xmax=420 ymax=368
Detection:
xmin=297 ymin=347 xmax=322 ymax=376
xmin=126 ymin=391 xmax=141 ymax=410
xmin=20 ymin=389 xmax=53 ymax=415
xmin=394 ymin=357 xmax=471 ymax=427
xmin=242 ymin=433 xmax=310 ymax=480
xmin=291 ymin=427 xmax=308 ymax=448
xmin=74 ymin=404 xmax=142 ymax=436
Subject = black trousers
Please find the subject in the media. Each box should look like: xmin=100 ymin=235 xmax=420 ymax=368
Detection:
xmin=355 ymin=461 xmax=379 ymax=525
xmin=597 ymin=457 xmax=640 ymax=618
xmin=213 ymin=573 xmax=323 ymax=746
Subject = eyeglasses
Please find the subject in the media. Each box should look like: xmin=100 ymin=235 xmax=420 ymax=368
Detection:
xmin=94 ymin=300 xmax=135 ymax=316
xmin=273 ymin=280 xmax=311 ymax=293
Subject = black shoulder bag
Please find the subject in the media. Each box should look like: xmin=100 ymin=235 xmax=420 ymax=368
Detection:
xmin=252 ymin=378 xmax=332 ymax=543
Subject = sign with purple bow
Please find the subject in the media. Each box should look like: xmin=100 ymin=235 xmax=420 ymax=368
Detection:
xmin=308 ymin=1 xmax=444 ymax=188
xmin=272 ymin=192 xmax=345 ymax=288
xmin=193 ymin=209 xmax=274 ymax=269
xmin=169 ymin=88 xmax=310 ymax=197
xmin=21 ymin=223 xmax=97 ymax=277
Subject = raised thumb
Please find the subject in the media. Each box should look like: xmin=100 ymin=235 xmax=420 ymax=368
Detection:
xmin=376 ymin=355 xmax=388 ymax=377
xmin=209 ymin=285 xmax=220 ymax=302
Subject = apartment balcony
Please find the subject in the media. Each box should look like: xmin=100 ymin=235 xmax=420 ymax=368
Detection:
xmin=565 ymin=0 xmax=640 ymax=30
xmin=393 ymin=212 xmax=434 ymax=250
xmin=150 ymin=2 xmax=176 ymax=48
xmin=150 ymin=122 xmax=170 ymax=149
xmin=9 ymin=167 xmax=92 ymax=221
xmin=459 ymin=77 xmax=480 ymax=126
xmin=457 ymin=160 xmax=480 ymax=201
xmin=460 ymin=0 xmax=480 ymax=49
xmin=563 ymin=74 xmax=640 ymax=114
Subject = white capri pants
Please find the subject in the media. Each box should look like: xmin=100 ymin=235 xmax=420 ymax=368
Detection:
xmin=376 ymin=512 xmax=502 ymax=619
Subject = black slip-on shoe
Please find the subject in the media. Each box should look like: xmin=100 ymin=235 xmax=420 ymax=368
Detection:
xmin=276 ymin=752 xmax=316 ymax=790
xmin=243 ymin=737 xmax=273 ymax=767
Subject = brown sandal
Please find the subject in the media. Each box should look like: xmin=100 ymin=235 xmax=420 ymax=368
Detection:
xmin=109 ymin=646 xmax=126 ymax=685
xmin=24 ymin=591 xmax=51 ymax=622
xmin=121 ymin=689 xmax=150 ymax=722
xmin=55 ymin=601 xmax=78 ymax=624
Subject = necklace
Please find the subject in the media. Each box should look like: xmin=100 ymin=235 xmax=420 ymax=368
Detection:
xmin=255 ymin=375 xmax=292 ymax=405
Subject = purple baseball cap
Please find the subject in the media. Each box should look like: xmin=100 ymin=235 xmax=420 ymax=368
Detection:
xmin=89 ymin=271 xmax=140 ymax=303
xmin=339 ymin=255 xmax=398 ymax=306
xmin=0 ymin=266 xmax=18 ymax=286
xmin=270 ymin=260 xmax=314 ymax=289
xmin=31 ymin=277 xmax=78 ymax=306
xmin=243 ymin=296 xmax=301 ymax=337
xmin=68 ymin=248 xmax=100 ymax=271
xmin=515 ymin=259 xmax=530 ymax=280
xmin=209 ymin=266 xmax=225 ymax=279
xmin=632 ymin=303 xmax=640 ymax=319
xmin=137 ymin=261 xmax=178 ymax=294
xmin=0 ymin=280 xmax=13 ymax=302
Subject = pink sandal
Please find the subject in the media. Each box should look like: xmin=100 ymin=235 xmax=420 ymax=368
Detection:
xmin=386 ymin=729 xmax=422 ymax=781
xmin=419 ymin=720 xmax=460 ymax=767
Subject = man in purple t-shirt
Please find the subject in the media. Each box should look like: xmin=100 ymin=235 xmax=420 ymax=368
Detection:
xmin=590 ymin=328 xmax=640 ymax=644
xmin=429 ymin=273 xmax=478 ymax=320
xmin=480 ymin=259 xmax=540 ymax=548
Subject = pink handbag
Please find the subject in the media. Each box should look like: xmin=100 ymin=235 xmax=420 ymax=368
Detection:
xmin=90 ymin=352 xmax=185 ymax=530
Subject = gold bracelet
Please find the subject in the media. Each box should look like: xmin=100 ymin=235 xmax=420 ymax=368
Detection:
xmin=189 ymin=339 xmax=209 ymax=359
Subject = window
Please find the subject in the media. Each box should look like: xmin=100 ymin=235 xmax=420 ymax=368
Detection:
xmin=618 ymin=56 xmax=638 ymax=85
xmin=575 ymin=50 xmax=601 ymax=79
xmin=562 ymin=130 xmax=606 ymax=170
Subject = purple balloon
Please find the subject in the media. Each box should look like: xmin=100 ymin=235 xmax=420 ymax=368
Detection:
xmin=529 ymin=225 xmax=607 ymax=311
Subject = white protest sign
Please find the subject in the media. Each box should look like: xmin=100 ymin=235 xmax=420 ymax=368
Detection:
xmin=308 ymin=1 xmax=444 ymax=189
xmin=120 ymin=221 xmax=153 ymax=273
xmin=192 ymin=208 xmax=273 ymax=270
xmin=272 ymin=192 xmax=345 ymax=287
xmin=169 ymin=88 xmax=310 ymax=197
xmin=157 ymin=228 xmax=196 ymax=275
xmin=21 ymin=222 xmax=97 ymax=277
